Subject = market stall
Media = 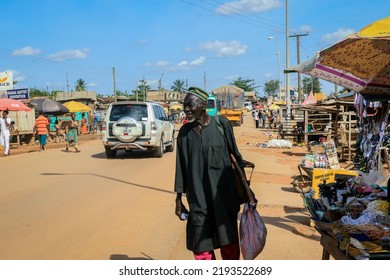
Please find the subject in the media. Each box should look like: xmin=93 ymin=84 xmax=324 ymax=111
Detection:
xmin=289 ymin=16 xmax=390 ymax=260
xmin=303 ymin=169 xmax=390 ymax=260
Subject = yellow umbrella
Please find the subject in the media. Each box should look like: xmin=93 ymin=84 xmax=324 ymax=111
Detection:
xmin=289 ymin=16 xmax=390 ymax=98
xmin=269 ymin=104 xmax=279 ymax=110
xmin=63 ymin=100 xmax=91 ymax=112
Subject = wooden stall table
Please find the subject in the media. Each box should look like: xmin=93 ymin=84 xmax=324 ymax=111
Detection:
xmin=317 ymin=229 xmax=353 ymax=260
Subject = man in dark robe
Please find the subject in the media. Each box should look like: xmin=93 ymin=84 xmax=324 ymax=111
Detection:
xmin=174 ymin=87 xmax=254 ymax=260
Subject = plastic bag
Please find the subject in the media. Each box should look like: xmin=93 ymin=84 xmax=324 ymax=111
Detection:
xmin=239 ymin=202 xmax=267 ymax=260
xmin=266 ymin=139 xmax=293 ymax=148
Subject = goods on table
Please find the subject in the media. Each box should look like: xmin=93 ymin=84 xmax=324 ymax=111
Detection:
xmin=303 ymin=170 xmax=390 ymax=259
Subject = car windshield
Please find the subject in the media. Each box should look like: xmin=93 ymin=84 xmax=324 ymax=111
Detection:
xmin=207 ymin=99 xmax=216 ymax=109
xmin=109 ymin=104 xmax=148 ymax=121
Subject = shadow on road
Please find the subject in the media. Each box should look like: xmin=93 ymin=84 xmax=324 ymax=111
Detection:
xmin=91 ymin=150 xmax=162 ymax=160
xmin=282 ymin=151 xmax=307 ymax=157
xmin=40 ymin=172 xmax=175 ymax=195
xmin=261 ymin=215 xmax=320 ymax=242
xmin=281 ymin=186 xmax=298 ymax=193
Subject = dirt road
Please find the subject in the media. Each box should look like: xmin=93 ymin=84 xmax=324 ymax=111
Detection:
xmin=0 ymin=114 xmax=323 ymax=260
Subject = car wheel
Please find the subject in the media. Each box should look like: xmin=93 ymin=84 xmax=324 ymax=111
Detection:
xmin=154 ymin=139 xmax=164 ymax=158
xmin=105 ymin=147 xmax=117 ymax=158
xmin=166 ymin=133 xmax=175 ymax=152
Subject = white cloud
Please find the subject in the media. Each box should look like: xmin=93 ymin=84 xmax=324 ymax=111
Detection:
xmin=216 ymin=0 xmax=282 ymax=15
xmin=200 ymin=40 xmax=247 ymax=57
xmin=89 ymin=82 xmax=99 ymax=87
xmin=147 ymin=79 xmax=158 ymax=86
xmin=225 ymin=74 xmax=239 ymax=81
xmin=171 ymin=56 xmax=206 ymax=71
xmin=190 ymin=56 xmax=206 ymax=66
xmin=184 ymin=46 xmax=193 ymax=53
xmin=144 ymin=56 xmax=206 ymax=71
xmin=322 ymin=28 xmax=355 ymax=44
xmin=12 ymin=46 xmax=41 ymax=56
xmin=300 ymin=25 xmax=312 ymax=33
xmin=48 ymin=48 xmax=89 ymax=61
xmin=156 ymin=60 xmax=170 ymax=67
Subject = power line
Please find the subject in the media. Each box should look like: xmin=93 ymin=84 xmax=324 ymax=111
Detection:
xmin=181 ymin=0 xmax=284 ymax=33
xmin=0 ymin=47 xmax=110 ymax=75
xmin=209 ymin=0 xmax=284 ymax=29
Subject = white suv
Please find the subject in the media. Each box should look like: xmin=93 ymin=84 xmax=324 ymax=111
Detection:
xmin=101 ymin=101 xmax=175 ymax=158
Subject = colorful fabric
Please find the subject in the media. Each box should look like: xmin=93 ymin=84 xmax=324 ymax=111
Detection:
xmin=81 ymin=118 xmax=87 ymax=134
xmin=35 ymin=115 xmax=49 ymax=135
xmin=66 ymin=128 xmax=78 ymax=146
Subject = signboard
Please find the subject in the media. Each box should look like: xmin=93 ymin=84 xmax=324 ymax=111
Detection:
xmin=7 ymin=88 xmax=29 ymax=100
xmin=312 ymin=168 xmax=358 ymax=198
xmin=0 ymin=71 xmax=13 ymax=91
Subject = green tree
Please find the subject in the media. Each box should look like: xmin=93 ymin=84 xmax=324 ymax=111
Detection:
xmin=75 ymin=79 xmax=87 ymax=91
xmin=171 ymin=79 xmax=186 ymax=93
xmin=230 ymin=77 xmax=256 ymax=91
xmin=29 ymin=87 xmax=49 ymax=98
xmin=132 ymin=79 xmax=151 ymax=101
xmin=263 ymin=80 xmax=279 ymax=97
xmin=302 ymin=77 xmax=321 ymax=95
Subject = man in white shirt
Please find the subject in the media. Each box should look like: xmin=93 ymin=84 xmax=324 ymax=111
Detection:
xmin=0 ymin=110 xmax=12 ymax=156
xmin=253 ymin=110 xmax=259 ymax=128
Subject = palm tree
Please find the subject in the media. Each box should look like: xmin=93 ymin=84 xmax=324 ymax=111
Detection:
xmin=171 ymin=79 xmax=186 ymax=93
xmin=133 ymin=79 xmax=151 ymax=101
xmin=75 ymin=79 xmax=87 ymax=91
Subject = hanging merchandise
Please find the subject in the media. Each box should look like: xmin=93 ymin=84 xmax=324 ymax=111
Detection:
xmin=353 ymin=93 xmax=389 ymax=172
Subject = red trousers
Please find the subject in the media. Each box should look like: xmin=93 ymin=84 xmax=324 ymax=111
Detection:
xmin=194 ymin=242 xmax=240 ymax=260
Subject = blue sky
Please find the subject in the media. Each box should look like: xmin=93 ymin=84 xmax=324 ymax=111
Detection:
xmin=1 ymin=0 xmax=389 ymax=97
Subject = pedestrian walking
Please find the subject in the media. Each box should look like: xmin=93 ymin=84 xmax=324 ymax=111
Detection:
xmin=93 ymin=113 xmax=100 ymax=134
xmin=0 ymin=110 xmax=12 ymax=156
xmin=174 ymin=86 xmax=254 ymax=260
xmin=65 ymin=113 xmax=80 ymax=153
xmin=261 ymin=111 xmax=267 ymax=128
xmin=34 ymin=112 xmax=49 ymax=152
xmin=268 ymin=111 xmax=275 ymax=129
xmin=253 ymin=109 xmax=259 ymax=128
xmin=81 ymin=113 xmax=87 ymax=135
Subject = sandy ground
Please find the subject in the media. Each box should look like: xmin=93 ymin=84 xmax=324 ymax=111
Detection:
xmin=0 ymin=114 xmax=326 ymax=260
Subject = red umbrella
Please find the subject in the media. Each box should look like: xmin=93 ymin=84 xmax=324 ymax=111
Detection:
xmin=0 ymin=98 xmax=32 ymax=111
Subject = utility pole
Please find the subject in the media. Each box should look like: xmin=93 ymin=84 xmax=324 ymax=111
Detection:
xmin=267 ymin=36 xmax=281 ymax=101
xmin=285 ymin=0 xmax=291 ymax=119
xmin=143 ymin=75 xmax=146 ymax=102
xmin=203 ymin=72 xmax=207 ymax=91
xmin=113 ymin=67 xmax=117 ymax=102
xmin=66 ymin=73 xmax=70 ymax=98
xmin=158 ymin=73 xmax=164 ymax=102
xmin=289 ymin=33 xmax=308 ymax=104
